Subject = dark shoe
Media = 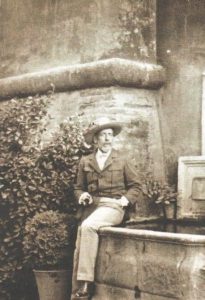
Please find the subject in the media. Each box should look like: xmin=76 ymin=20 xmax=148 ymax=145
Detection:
xmin=75 ymin=281 xmax=94 ymax=299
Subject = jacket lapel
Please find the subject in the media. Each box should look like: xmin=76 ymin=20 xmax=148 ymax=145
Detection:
xmin=103 ymin=149 xmax=117 ymax=171
xmin=87 ymin=152 xmax=101 ymax=173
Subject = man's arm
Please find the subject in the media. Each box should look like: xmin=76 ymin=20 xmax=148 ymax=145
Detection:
xmin=123 ymin=159 xmax=141 ymax=205
xmin=74 ymin=157 xmax=93 ymax=205
xmin=74 ymin=157 xmax=87 ymax=200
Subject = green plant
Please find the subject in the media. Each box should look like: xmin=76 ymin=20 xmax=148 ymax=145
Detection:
xmin=0 ymin=95 xmax=49 ymax=300
xmin=23 ymin=210 xmax=77 ymax=270
xmin=119 ymin=0 xmax=155 ymax=59
xmin=0 ymin=95 xmax=91 ymax=299
xmin=141 ymin=179 xmax=177 ymax=220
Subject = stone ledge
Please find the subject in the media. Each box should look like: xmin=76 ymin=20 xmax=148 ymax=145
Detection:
xmin=99 ymin=227 xmax=205 ymax=245
xmin=0 ymin=58 xmax=166 ymax=100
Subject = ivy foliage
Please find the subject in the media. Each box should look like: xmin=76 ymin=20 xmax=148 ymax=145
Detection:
xmin=119 ymin=0 xmax=155 ymax=59
xmin=0 ymin=95 xmax=90 ymax=299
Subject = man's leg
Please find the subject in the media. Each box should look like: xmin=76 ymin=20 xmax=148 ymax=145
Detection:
xmin=72 ymin=204 xmax=98 ymax=295
xmin=71 ymin=227 xmax=81 ymax=295
xmin=77 ymin=206 xmax=124 ymax=282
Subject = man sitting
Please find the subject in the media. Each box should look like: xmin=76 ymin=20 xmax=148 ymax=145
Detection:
xmin=73 ymin=117 xmax=140 ymax=299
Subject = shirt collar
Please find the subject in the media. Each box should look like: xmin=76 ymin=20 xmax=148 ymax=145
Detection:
xmin=96 ymin=148 xmax=111 ymax=158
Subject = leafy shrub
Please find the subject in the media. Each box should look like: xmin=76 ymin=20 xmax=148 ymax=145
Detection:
xmin=141 ymin=179 xmax=177 ymax=220
xmin=0 ymin=95 xmax=49 ymax=300
xmin=0 ymin=95 xmax=91 ymax=299
xmin=23 ymin=210 xmax=77 ymax=270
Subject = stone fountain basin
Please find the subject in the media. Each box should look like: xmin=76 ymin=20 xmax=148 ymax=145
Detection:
xmin=93 ymin=221 xmax=205 ymax=300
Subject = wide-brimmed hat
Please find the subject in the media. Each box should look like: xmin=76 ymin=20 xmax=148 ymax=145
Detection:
xmin=83 ymin=117 xmax=122 ymax=144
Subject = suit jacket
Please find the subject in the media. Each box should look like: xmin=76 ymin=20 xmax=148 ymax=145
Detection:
xmin=74 ymin=149 xmax=140 ymax=205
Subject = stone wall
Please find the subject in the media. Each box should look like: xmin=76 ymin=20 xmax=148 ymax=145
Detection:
xmin=157 ymin=0 xmax=205 ymax=183
xmin=0 ymin=0 xmax=156 ymax=78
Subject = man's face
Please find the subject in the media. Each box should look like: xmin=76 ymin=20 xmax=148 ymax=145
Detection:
xmin=94 ymin=128 xmax=114 ymax=153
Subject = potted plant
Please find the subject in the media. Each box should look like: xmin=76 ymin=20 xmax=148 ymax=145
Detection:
xmin=23 ymin=210 xmax=77 ymax=300
xmin=141 ymin=179 xmax=177 ymax=220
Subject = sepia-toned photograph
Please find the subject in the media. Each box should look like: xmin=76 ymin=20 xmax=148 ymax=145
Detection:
xmin=0 ymin=1 xmax=205 ymax=299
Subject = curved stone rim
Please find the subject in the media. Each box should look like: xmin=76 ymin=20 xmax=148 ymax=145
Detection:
xmin=99 ymin=227 xmax=205 ymax=246
xmin=0 ymin=58 xmax=166 ymax=100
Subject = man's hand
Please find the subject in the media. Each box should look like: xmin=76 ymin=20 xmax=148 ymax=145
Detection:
xmin=120 ymin=196 xmax=129 ymax=208
xmin=78 ymin=192 xmax=93 ymax=206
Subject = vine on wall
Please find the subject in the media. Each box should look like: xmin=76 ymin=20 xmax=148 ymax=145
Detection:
xmin=119 ymin=0 xmax=156 ymax=60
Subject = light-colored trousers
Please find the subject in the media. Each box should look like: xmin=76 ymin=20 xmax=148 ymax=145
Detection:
xmin=72 ymin=198 xmax=125 ymax=289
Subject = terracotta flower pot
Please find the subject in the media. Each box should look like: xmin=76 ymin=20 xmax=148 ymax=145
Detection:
xmin=34 ymin=269 xmax=72 ymax=300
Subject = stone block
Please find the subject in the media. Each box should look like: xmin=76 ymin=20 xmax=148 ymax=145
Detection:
xmin=178 ymin=156 xmax=205 ymax=219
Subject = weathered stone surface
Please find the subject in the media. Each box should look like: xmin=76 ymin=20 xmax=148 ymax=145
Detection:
xmin=0 ymin=58 xmax=165 ymax=100
xmin=0 ymin=0 xmax=156 ymax=78
xmin=138 ymin=242 xmax=184 ymax=298
xmin=141 ymin=293 xmax=176 ymax=300
xmin=96 ymin=236 xmax=140 ymax=289
xmin=92 ymin=283 xmax=135 ymax=300
xmin=95 ymin=227 xmax=205 ymax=300
xmin=158 ymin=1 xmax=205 ymax=183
